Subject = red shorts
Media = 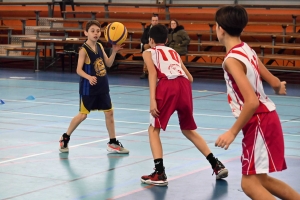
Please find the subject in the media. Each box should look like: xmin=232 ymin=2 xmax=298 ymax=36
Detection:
xmin=150 ymin=76 xmax=197 ymax=131
xmin=241 ymin=111 xmax=287 ymax=175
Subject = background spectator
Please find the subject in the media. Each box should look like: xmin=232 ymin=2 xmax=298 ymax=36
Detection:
xmin=167 ymin=19 xmax=190 ymax=55
xmin=140 ymin=14 xmax=159 ymax=79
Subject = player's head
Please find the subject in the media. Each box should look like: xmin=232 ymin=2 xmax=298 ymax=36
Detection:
xmin=215 ymin=5 xmax=248 ymax=41
xmin=149 ymin=24 xmax=168 ymax=47
xmin=170 ymin=19 xmax=179 ymax=30
xmin=84 ymin=20 xmax=101 ymax=42
xmin=151 ymin=14 xmax=159 ymax=26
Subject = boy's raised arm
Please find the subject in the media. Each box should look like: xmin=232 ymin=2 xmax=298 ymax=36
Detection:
xmin=99 ymin=43 xmax=123 ymax=68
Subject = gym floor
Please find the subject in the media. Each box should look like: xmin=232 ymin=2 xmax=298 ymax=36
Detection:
xmin=0 ymin=68 xmax=299 ymax=200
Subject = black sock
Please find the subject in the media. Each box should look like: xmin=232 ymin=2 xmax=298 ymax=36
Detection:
xmin=63 ymin=133 xmax=70 ymax=139
xmin=206 ymin=153 xmax=217 ymax=169
xmin=62 ymin=133 xmax=70 ymax=147
xmin=154 ymin=158 xmax=164 ymax=173
xmin=109 ymin=138 xmax=117 ymax=144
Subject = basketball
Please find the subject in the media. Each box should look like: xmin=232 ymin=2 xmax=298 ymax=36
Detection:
xmin=104 ymin=22 xmax=128 ymax=45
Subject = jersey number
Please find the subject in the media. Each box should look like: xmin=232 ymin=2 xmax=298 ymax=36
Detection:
xmin=156 ymin=49 xmax=183 ymax=75
xmin=156 ymin=49 xmax=180 ymax=63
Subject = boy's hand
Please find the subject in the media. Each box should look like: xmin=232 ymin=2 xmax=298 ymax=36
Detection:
xmin=112 ymin=44 xmax=124 ymax=53
xmin=150 ymin=100 xmax=160 ymax=118
xmin=215 ymin=130 xmax=236 ymax=150
xmin=275 ymin=81 xmax=287 ymax=95
xmin=88 ymin=76 xmax=97 ymax=85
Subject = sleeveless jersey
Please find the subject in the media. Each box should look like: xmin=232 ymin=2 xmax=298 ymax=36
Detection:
xmin=222 ymin=42 xmax=275 ymax=118
xmin=80 ymin=42 xmax=109 ymax=95
xmin=145 ymin=45 xmax=188 ymax=80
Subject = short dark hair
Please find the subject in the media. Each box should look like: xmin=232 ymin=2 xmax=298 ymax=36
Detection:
xmin=149 ymin=24 xmax=168 ymax=44
xmin=152 ymin=13 xmax=159 ymax=18
xmin=215 ymin=5 xmax=248 ymax=36
xmin=85 ymin=20 xmax=101 ymax=32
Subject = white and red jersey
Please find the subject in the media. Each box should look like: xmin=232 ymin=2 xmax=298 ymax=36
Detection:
xmin=223 ymin=42 xmax=276 ymax=118
xmin=145 ymin=45 xmax=188 ymax=80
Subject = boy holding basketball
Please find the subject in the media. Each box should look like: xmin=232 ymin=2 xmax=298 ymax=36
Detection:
xmin=214 ymin=5 xmax=300 ymax=199
xmin=140 ymin=24 xmax=228 ymax=186
xmin=59 ymin=20 xmax=129 ymax=154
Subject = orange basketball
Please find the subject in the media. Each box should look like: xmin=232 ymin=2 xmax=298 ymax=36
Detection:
xmin=104 ymin=22 xmax=128 ymax=45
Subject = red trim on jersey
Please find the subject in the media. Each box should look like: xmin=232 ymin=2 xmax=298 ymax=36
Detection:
xmin=155 ymin=48 xmax=161 ymax=71
xmin=227 ymin=73 xmax=244 ymax=108
xmin=225 ymin=42 xmax=244 ymax=57
xmin=251 ymin=55 xmax=260 ymax=98
xmin=230 ymin=50 xmax=249 ymax=61
xmin=251 ymin=55 xmax=260 ymax=75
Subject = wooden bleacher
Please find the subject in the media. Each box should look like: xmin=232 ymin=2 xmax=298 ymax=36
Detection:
xmin=0 ymin=2 xmax=299 ymax=73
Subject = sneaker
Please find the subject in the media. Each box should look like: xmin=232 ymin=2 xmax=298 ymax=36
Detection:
xmin=140 ymin=73 xmax=148 ymax=79
xmin=212 ymin=158 xmax=228 ymax=179
xmin=141 ymin=168 xmax=168 ymax=186
xmin=107 ymin=140 xmax=129 ymax=154
xmin=59 ymin=133 xmax=70 ymax=153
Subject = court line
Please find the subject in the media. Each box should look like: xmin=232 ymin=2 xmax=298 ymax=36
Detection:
xmin=1 ymin=113 xmax=298 ymax=137
xmin=1 ymin=94 xmax=300 ymax=118
xmin=0 ymin=114 xmax=299 ymax=139
xmin=1 ymin=79 xmax=299 ymax=98
xmin=0 ymin=130 xmax=147 ymax=165
xmin=1 ymin=109 xmax=300 ymax=123
xmin=0 ymin=110 xmax=231 ymax=132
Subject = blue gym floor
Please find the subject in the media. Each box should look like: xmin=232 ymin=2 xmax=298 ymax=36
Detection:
xmin=0 ymin=68 xmax=299 ymax=200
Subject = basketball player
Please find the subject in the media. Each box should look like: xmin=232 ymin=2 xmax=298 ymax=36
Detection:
xmin=214 ymin=5 xmax=300 ymax=199
xmin=59 ymin=20 xmax=129 ymax=154
xmin=140 ymin=24 xmax=228 ymax=186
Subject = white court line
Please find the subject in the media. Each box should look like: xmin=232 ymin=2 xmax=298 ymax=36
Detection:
xmin=0 ymin=152 xmax=52 ymax=165
xmin=3 ymin=98 xmax=300 ymax=114
xmin=1 ymin=99 xmax=235 ymax=118
xmin=0 ymin=110 xmax=232 ymax=129
xmin=3 ymin=78 xmax=300 ymax=97
xmin=0 ymin=129 xmax=147 ymax=165
xmin=1 ymin=108 xmax=300 ymax=123
xmin=0 ymin=117 xmax=299 ymax=165
xmin=0 ymin=111 xmax=299 ymax=133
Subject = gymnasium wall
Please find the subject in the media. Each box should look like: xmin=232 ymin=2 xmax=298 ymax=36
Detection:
xmin=2 ymin=0 xmax=300 ymax=5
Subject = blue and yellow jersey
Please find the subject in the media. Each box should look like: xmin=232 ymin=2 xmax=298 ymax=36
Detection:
xmin=79 ymin=42 xmax=109 ymax=95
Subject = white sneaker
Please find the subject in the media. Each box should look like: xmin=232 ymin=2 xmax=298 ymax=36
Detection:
xmin=107 ymin=140 xmax=129 ymax=154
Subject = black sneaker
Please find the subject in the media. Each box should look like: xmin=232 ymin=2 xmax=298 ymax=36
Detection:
xmin=212 ymin=158 xmax=228 ymax=179
xmin=140 ymin=73 xmax=148 ymax=79
xmin=59 ymin=133 xmax=70 ymax=153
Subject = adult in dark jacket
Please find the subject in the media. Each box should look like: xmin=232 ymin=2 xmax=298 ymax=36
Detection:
xmin=140 ymin=14 xmax=159 ymax=79
xmin=167 ymin=19 xmax=190 ymax=55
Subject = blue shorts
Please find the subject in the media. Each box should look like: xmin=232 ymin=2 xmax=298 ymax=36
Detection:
xmin=79 ymin=93 xmax=112 ymax=114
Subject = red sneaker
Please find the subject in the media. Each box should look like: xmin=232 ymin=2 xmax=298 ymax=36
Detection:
xmin=141 ymin=169 xmax=168 ymax=186
xmin=213 ymin=158 xmax=228 ymax=179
